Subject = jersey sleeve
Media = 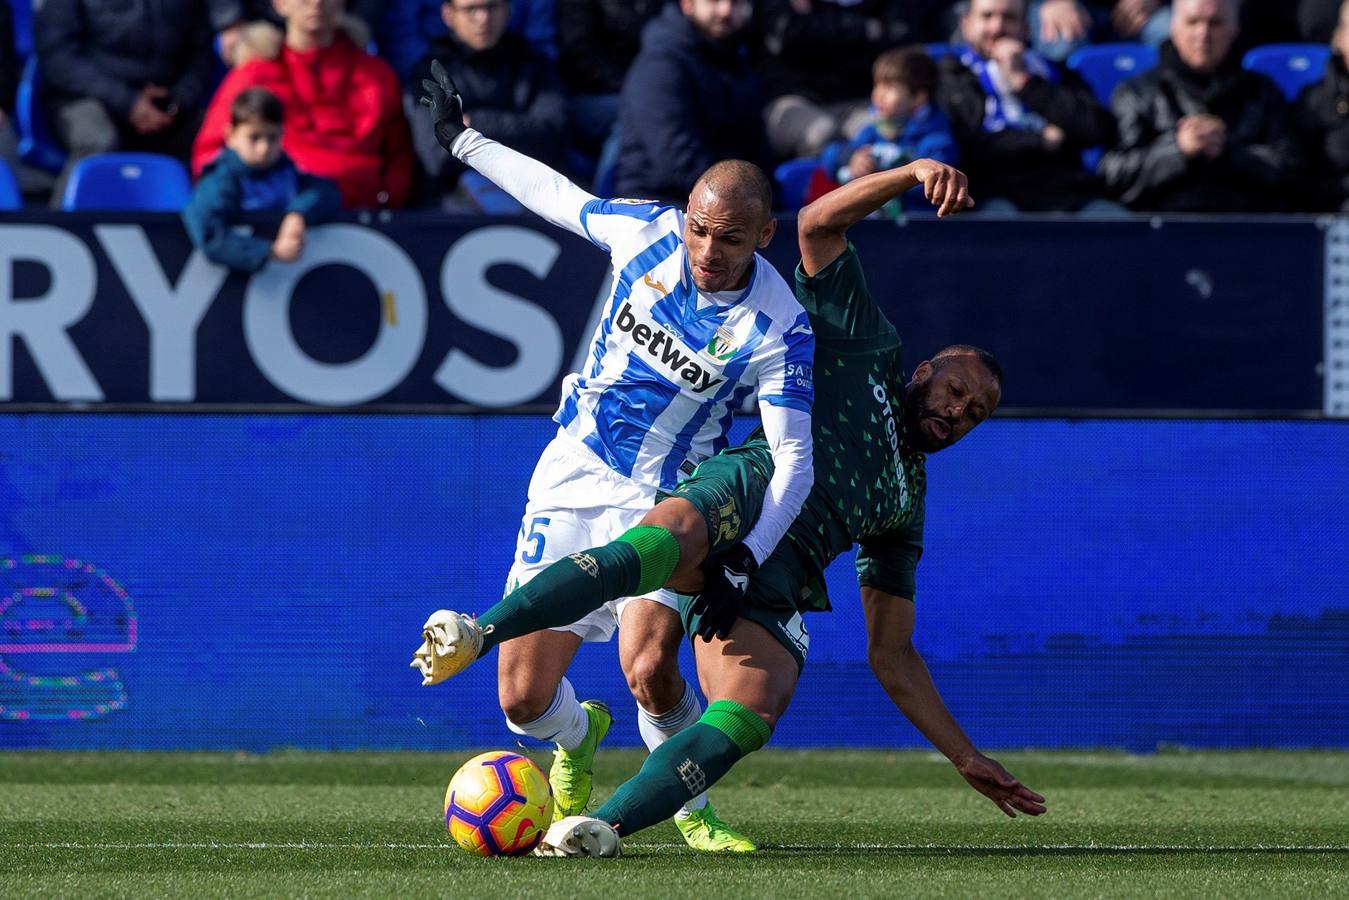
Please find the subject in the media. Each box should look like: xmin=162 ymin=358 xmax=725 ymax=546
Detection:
xmin=794 ymin=242 xmax=897 ymax=349
xmin=578 ymin=198 xmax=671 ymax=254
xmin=855 ymin=502 xmax=925 ymax=600
xmin=754 ymin=309 xmax=815 ymax=413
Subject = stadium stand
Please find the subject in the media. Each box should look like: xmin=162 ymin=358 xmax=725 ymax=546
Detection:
xmin=1067 ymin=42 xmax=1160 ymax=105
xmin=15 ymin=56 xmax=65 ymax=173
xmin=0 ymin=156 xmax=20 ymax=208
xmin=1243 ymin=43 xmax=1333 ymax=100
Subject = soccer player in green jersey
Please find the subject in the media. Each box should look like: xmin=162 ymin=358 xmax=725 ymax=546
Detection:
xmin=414 ymin=158 xmax=1046 ymax=856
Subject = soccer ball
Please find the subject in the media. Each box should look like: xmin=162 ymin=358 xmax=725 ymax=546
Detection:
xmin=444 ymin=750 xmax=554 ymax=856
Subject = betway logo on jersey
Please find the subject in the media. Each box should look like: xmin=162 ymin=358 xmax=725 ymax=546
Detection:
xmin=872 ymin=382 xmax=909 ymax=508
xmin=614 ymin=301 xmax=725 ymax=393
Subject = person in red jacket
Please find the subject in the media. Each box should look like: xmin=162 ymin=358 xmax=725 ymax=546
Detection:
xmin=193 ymin=0 xmax=414 ymax=208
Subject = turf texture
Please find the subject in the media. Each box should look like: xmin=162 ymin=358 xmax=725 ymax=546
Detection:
xmin=1 ymin=750 xmax=1346 ymax=898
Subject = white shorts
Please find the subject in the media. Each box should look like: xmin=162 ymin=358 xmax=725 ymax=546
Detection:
xmin=504 ymin=433 xmax=680 ymax=643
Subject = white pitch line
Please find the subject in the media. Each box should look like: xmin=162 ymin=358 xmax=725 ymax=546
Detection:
xmin=6 ymin=842 xmax=1347 ymax=852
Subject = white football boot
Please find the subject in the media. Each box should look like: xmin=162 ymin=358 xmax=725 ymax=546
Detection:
xmin=409 ymin=610 xmax=488 ymax=685
xmin=535 ymin=816 xmax=622 ymax=858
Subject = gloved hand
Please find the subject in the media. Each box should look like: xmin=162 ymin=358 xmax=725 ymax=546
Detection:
xmin=690 ymin=543 xmax=758 ymax=641
xmin=420 ymin=58 xmax=467 ymax=152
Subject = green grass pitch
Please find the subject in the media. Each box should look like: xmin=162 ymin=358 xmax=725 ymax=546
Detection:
xmin=2 ymin=750 xmax=1347 ymax=898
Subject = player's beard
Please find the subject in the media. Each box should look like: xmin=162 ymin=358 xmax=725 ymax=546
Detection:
xmin=903 ymin=379 xmax=947 ymax=454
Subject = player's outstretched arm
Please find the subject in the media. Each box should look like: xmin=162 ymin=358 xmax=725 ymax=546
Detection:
xmin=861 ymin=586 xmax=1047 ymax=818
xmin=420 ymin=59 xmax=596 ymax=237
xmin=797 ymin=161 xmax=974 ymax=275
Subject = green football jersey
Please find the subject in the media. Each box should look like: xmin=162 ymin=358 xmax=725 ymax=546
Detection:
xmin=778 ymin=243 xmax=927 ymax=608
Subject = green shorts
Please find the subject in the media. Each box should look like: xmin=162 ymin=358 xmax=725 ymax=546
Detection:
xmin=664 ymin=438 xmax=774 ymax=555
xmin=677 ymin=563 xmax=812 ymax=671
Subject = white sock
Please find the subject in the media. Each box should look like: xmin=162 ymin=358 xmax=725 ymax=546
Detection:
xmin=637 ymin=680 xmax=708 ymax=817
xmin=506 ymin=677 xmax=589 ymax=751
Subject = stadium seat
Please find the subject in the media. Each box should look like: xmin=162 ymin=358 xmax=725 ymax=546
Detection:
xmin=8 ymin=0 xmax=33 ymax=60
xmin=774 ymin=158 xmax=821 ymax=212
xmin=16 ymin=57 xmax=69 ymax=173
xmin=460 ymin=171 xmax=525 ymax=215
xmin=60 ymin=153 xmax=192 ymax=211
xmin=1067 ymin=43 xmax=1159 ymax=106
xmin=0 ymin=159 xmax=21 ymax=210
xmin=1242 ymin=44 xmax=1332 ymax=101
xmin=926 ymin=42 xmax=958 ymax=62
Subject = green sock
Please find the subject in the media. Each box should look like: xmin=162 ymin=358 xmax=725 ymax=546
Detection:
xmin=593 ymin=700 xmax=771 ymax=836
xmin=476 ymin=525 xmax=679 ymax=655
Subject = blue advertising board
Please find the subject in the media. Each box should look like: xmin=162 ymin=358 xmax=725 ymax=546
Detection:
xmin=1 ymin=415 xmax=1345 ymax=751
xmin=0 ymin=213 xmax=1326 ymax=411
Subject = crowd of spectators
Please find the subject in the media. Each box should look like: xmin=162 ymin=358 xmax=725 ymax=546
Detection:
xmin=3 ymin=0 xmax=1349 ymax=216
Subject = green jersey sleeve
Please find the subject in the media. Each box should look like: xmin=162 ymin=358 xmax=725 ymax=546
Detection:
xmin=794 ymin=243 xmax=898 ymax=351
xmin=854 ymin=500 xmax=925 ymax=600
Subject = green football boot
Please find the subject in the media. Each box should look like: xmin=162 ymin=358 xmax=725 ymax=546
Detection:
xmin=675 ymin=802 xmax=757 ymax=853
xmin=549 ymin=699 xmax=613 ymax=822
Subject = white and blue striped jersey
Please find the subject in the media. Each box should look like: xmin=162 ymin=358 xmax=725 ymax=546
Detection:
xmin=555 ymin=198 xmax=815 ymax=491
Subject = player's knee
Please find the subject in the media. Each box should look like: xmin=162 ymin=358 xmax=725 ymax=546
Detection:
xmin=498 ymin=679 xmax=553 ymax=725
xmin=640 ymin=500 xmax=708 ymax=567
xmin=624 ymin=648 xmax=682 ymax=711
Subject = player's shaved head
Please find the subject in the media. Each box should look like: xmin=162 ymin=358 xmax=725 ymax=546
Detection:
xmin=683 ymin=160 xmax=777 ymax=293
xmin=691 ymin=160 xmax=773 ymax=226
xmin=933 ymin=344 xmax=1003 ymax=392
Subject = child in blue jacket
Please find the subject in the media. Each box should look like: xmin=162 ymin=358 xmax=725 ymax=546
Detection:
xmin=818 ymin=46 xmax=958 ymax=215
xmin=183 ymin=88 xmax=341 ymax=272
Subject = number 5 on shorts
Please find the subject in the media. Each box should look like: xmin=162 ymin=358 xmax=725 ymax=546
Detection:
xmin=519 ymin=517 xmax=550 ymax=563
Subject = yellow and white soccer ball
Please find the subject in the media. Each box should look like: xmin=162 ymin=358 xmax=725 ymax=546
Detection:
xmin=444 ymin=750 xmax=554 ymax=856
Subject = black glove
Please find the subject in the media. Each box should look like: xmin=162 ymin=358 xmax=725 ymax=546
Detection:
xmin=420 ymin=58 xmax=467 ymax=152
xmin=690 ymin=543 xmax=758 ymax=642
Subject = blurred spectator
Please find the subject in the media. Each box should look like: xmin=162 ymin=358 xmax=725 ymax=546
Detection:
xmin=938 ymin=0 xmax=1118 ymax=212
xmin=1301 ymin=0 xmax=1342 ymax=42
xmin=1295 ymin=0 xmax=1349 ymax=211
xmin=557 ymin=0 xmax=664 ymax=157
xmin=614 ymin=0 xmax=770 ymax=202
xmin=183 ymin=88 xmax=341 ymax=272
xmin=758 ymin=0 xmax=926 ymax=159
xmin=406 ymin=0 xmax=566 ymax=205
xmin=36 ymin=0 xmax=214 ymax=204
xmin=817 ymin=47 xmax=958 ymax=213
xmin=210 ymin=0 xmax=382 ymax=67
xmin=378 ymin=0 xmax=556 ymax=79
xmin=1028 ymin=1 xmax=1172 ymax=59
xmin=193 ymin=0 xmax=415 ymax=209
xmin=1101 ymin=0 xmax=1302 ymax=212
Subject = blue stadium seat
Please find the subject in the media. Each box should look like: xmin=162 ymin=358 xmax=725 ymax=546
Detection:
xmin=16 ymin=57 xmax=69 ymax=173
xmin=460 ymin=171 xmax=525 ymax=215
xmin=1067 ymin=43 xmax=1159 ymax=106
xmin=1242 ymin=44 xmax=1332 ymax=101
xmin=926 ymin=42 xmax=958 ymax=62
xmin=0 ymin=159 xmax=21 ymax=210
xmin=8 ymin=0 xmax=33 ymax=60
xmin=60 ymin=153 xmax=192 ymax=211
xmin=774 ymin=158 xmax=820 ymax=212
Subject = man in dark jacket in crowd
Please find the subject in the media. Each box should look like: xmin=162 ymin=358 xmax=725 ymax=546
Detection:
xmin=615 ymin=0 xmax=770 ymax=203
xmin=37 ymin=0 xmax=215 ymax=203
xmin=1295 ymin=0 xmax=1349 ymax=210
xmin=556 ymin=0 xmax=664 ymax=156
xmin=407 ymin=0 xmax=567 ymax=204
xmin=937 ymin=0 xmax=1118 ymax=212
xmin=1101 ymin=0 xmax=1302 ymax=212
xmin=757 ymin=0 xmax=935 ymax=159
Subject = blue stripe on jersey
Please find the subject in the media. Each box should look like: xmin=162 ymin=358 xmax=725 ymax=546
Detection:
xmin=557 ymin=379 xmax=582 ymax=426
xmin=757 ymin=310 xmax=817 ymax=412
xmin=583 ymin=355 xmax=683 ymax=477
xmin=579 ymin=199 xmax=667 ymax=250
xmin=584 ymin=231 xmax=684 ymax=382
xmin=656 ymin=312 xmax=771 ymax=489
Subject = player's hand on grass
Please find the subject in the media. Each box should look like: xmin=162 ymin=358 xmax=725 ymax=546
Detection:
xmin=906 ymin=159 xmax=974 ymax=218
xmin=954 ymin=752 xmax=1047 ymax=818
xmin=420 ymin=59 xmax=467 ymax=152
xmin=691 ymin=543 xmax=757 ymax=641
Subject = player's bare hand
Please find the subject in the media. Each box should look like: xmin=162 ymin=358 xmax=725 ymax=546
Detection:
xmin=906 ymin=159 xmax=974 ymax=217
xmin=955 ymin=752 xmax=1047 ymax=818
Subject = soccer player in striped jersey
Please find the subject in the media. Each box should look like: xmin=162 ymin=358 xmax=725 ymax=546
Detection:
xmin=410 ymin=62 xmax=814 ymax=851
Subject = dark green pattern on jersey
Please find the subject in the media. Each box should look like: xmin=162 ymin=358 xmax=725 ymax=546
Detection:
xmin=772 ymin=244 xmax=927 ymax=608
